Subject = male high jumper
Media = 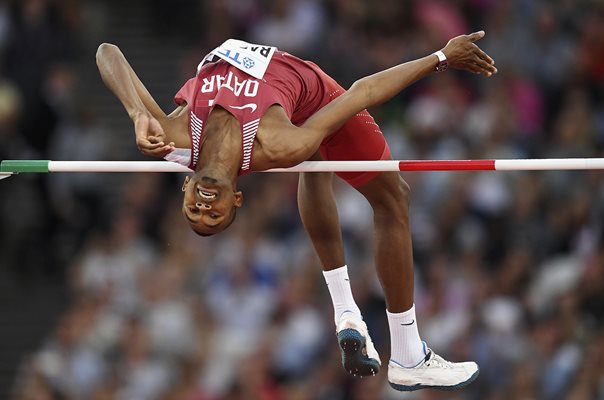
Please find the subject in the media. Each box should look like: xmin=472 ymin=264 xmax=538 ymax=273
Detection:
xmin=97 ymin=31 xmax=496 ymax=391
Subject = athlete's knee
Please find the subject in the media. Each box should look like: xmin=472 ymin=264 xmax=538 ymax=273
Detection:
xmin=298 ymin=172 xmax=333 ymax=204
xmin=396 ymin=176 xmax=411 ymax=207
xmin=380 ymin=175 xmax=410 ymax=206
xmin=380 ymin=176 xmax=411 ymax=219
xmin=361 ymin=174 xmax=411 ymax=218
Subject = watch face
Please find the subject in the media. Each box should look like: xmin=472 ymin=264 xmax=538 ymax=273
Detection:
xmin=436 ymin=62 xmax=448 ymax=72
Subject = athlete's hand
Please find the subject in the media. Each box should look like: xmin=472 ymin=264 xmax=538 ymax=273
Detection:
xmin=441 ymin=31 xmax=497 ymax=77
xmin=133 ymin=112 xmax=175 ymax=158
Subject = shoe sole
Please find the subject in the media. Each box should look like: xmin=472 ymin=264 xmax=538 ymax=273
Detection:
xmin=337 ymin=328 xmax=380 ymax=377
xmin=388 ymin=367 xmax=480 ymax=391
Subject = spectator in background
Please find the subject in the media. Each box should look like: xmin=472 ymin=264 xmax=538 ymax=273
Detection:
xmin=3 ymin=0 xmax=77 ymax=153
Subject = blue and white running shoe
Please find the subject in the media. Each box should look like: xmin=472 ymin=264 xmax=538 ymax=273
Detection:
xmin=388 ymin=345 xmax=479 ymax=391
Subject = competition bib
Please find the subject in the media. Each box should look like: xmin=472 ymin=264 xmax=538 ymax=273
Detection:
xmin=197 ymin=39 xmax=277 ymax=80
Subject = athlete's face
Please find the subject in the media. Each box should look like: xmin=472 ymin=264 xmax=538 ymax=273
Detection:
xmin=181 ymin=175 xmax=243 ymax=236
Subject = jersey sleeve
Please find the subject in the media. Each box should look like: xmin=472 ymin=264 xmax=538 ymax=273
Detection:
xmin=174 ymin=77 xmax=197 ymax=106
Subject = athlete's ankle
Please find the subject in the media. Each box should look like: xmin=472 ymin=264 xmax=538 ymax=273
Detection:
xmin=323 ymin=265 xmax=362 ymax=326
xmin=387 ymin=304 xmax=425 ymax=366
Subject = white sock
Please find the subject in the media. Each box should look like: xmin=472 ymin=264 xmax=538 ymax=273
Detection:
xmin=387 ymin=305 xmax=426 ymax=367
xmin=323 ymin=265 xmax=362 ymax=325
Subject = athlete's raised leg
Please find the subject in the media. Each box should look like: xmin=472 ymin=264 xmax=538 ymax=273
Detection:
xmin=355 ymin=171 xmax=479 ymax=391
xmin=297 ymin=153 xmax=381 ymax=376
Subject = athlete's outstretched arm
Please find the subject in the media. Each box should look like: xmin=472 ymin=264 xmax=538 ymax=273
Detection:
xmin=259 ymin=31 xmax=496 ymax=169
xmin=305 ymin=31 xmax=496 ymax=136
xmin=96 ymin=43 xmax=178 ymax=157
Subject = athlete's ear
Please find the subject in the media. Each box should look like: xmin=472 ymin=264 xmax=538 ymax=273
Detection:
xmin=181 ymin=176 xmax=191 ymax=192
xmin=233 ymin=191 xmax=244 ymax=208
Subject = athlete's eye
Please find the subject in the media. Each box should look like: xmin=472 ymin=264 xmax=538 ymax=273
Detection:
xmin=210 ymin=213 xmax=220 ymax=219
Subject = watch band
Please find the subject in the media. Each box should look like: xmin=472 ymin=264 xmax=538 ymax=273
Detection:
xmin=433 ymin=50 xmax=448 ymax=72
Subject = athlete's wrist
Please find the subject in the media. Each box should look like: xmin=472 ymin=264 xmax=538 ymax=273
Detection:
xmin=432 ymin=51 xmax=448 ymax=72
xmin=130 ymin=109 xmax=150 ymax=122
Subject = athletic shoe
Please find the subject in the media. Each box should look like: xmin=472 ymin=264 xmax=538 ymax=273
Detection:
xmin=336 ymin=311 xmax=381 ymax=377
xmin=388 ymin=344 xmax=479 ymax=391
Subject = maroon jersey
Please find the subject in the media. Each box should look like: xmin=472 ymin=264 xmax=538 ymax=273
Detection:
xmin=173 ymin=47 xmax=337 ymax=173
xmin=172 ymin=40 xmax=389 ymax=187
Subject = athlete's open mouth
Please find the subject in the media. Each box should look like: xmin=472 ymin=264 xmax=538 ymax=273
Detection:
xmin=197 ymin=187 xmax=218 ymax=201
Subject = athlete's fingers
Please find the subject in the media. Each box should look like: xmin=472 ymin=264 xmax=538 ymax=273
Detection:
xmin=135 ymin=117 xmax=158 ymax=149
xmin=139 ymin=137 xmax=163 ymax=147
xmin=467 ymin=30 xmax=485 ymax=43
xmin=144 ymin=145 xmax=174 ymax=157
xmin=478 ymin=49 xmax=495 ymax=66
xmin=136 ymin=137 xmax=150 ymax=149
xmin=472 ymin=62 xmax=493 ymax=76
xmin=152 ymin=146 xmax=172 ymax=155
xmin=138 ymin=144 xmax=166 ymax=154
xmin=148 ymin=138 xmax=175 ymax=149
xmin=478 ymin=67 xmax=493 ymax=77
xmin=148 ymin=142 xmax=165 ymax=149
xmin=147 ymin=138 xmax=162 ymax=145
xmin=463 ymin=62 xmax=483 ymax=75
xmin=472 ymin=55 xmax=497 ymax=75
xmin=471 ymin=43 xmax=495 ymax=66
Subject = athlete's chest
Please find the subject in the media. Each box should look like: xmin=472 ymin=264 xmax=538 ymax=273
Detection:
xmin=198 ymin=112 xmax=243 ymax=163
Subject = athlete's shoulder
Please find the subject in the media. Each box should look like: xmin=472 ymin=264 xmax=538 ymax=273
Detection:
xmin=174 ymin=77 xmax=197 ymax=106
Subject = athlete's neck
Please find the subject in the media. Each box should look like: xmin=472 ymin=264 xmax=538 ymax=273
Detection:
xmin=196 ymin=108 xmax=242 ymax=183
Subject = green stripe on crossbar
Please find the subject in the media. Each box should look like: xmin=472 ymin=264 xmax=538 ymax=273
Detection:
xmin=0 ymin=160 xmax=50 ymax=173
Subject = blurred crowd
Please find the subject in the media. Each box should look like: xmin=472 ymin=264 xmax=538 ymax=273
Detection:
xmin=2 ymin=0 xmax=604 ymax=399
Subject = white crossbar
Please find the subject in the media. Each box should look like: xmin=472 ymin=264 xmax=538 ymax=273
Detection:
xmin=2 ymin=159 xmax=604 ymax=175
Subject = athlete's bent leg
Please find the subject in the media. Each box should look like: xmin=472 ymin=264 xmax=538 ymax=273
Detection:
xmin=297 ymin=157 xmax=381 ymax=376
xmin=355 ymin=171 xmax=479 ymax=391
xmin=355 ymin=172 xmax=414 ymax=312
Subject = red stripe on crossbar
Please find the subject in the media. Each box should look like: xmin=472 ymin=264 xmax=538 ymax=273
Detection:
xmin=398 ymin=160 xmax=496 ymax=171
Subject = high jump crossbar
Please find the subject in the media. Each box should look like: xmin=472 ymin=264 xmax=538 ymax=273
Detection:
xmin=1 ymin=158 xmax=604 ymax=180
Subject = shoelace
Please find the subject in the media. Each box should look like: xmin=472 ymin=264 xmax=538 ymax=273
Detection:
xmin=424 ymin=351 xmax=454 ymax=369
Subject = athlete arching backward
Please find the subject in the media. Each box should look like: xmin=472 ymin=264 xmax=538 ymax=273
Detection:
xmin=97 ymin=31 xmax=496 ymax=391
